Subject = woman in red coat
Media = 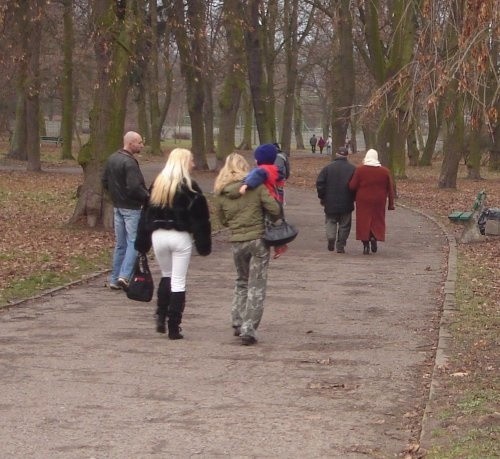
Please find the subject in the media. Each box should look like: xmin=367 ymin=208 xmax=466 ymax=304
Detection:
xmin=349 ymin=149 xmax=395 ymax=254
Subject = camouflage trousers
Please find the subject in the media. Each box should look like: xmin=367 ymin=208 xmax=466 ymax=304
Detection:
xmin=231 ymin=238 xmax=271 ymax=338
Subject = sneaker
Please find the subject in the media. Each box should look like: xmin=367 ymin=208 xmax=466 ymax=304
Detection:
xmin=108 ymin=282 xmax=121 ymax=290
xmin=241 ymin=335 xmax=257 ymax=346
xmin=273 ymin=245 xmax=288 ymax=259
xmin=117 ymin=277 xmax=129 ymax=291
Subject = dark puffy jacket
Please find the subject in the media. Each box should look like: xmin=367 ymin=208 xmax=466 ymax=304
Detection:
xmin=316 ymin=157 xmax=356 ymax=214
xmin=135 ymin=180 xmax=211 ymax=256
xmin=102 ymin=150 xmax=149 ymax=209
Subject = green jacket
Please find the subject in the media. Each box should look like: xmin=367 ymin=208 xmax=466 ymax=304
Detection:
xmin=216 ymin=181 xmax=281 ymax=242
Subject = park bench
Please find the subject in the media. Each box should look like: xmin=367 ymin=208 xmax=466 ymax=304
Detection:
xmin=40 ymin=136 xmax=63 ymax=146
xmin=448 ymin=190 xmax=486 ymax=243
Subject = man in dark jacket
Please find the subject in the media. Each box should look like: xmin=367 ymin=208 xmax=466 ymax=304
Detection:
xmin=102 ymin=131 xmax=149 ymax=290
xmin=316 ymin=146 xmax=356 ymax=253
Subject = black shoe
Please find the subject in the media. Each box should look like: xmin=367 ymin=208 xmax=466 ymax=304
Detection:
xmin=337 ymin=247 xmax=345 ymax=253
xmin=168 ymin=323 xmax=184 ymax=340
xmin=168 ymin=331 xmax=184 ymax=340
xmin=363 ymin=242 xmax=370 ymax=255
xmin=233 ymin=326 xmax=241 ymax=337
xmin=241 ymin=335 xmax=257 ymax=346
xmin=156 ymin=318 xmax=166 ymax=334
xmin=327 ymin=239 xmax=336 ymax=251
xmin=370 ymin=236 xmax=377 ymax=253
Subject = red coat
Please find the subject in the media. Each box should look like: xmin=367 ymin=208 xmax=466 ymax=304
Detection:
xmin=349 ymin=165 xmax=395 ymax=241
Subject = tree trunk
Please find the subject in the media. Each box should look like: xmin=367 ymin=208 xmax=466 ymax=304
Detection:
xmin=330 ymin=0 xmax=355 ymax=153
xmin=136 ymin=83 xmax=151 ymax=145
xmin=204 ymin=79 xmax=215 ymax=154
xmin=243 ymin=0 xmax=273 ymax=143
xmin=25 ymin=0 xmax=43 ymax=172
xmin=419 ymin=100 xmax=443 ymax=166
xmin=280 ymin=0 xmax=299 ymax=154
xmin=465 ymin=112 xmax=483 ymax=180
xmin=9 ymin=87 xmax=27 ymax=160
xmin=171 ymin=0 xmax=208 ymax=169
xmin=407 ymin=124 xmax=419 ymax=166
xmin=489 ymin=97 xmax=500 ymax=171
xmin=61 ymin=0 xmax=74 ymax=160
xmin=293 ymin=78 xmax=305 ymax=150
xmin=438 ymin=90 xmax=464 ymax=189
xmin=71 ymin=0 xmax=138 ymax=228
xmin=217 ymin=0 xmax=246 ymax=164
xmin=239 ymin=88 xmax=253 ymax=151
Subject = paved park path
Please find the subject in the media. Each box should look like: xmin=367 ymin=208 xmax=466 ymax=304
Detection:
xmin=0 ymin=159 xmax=448 ymax=458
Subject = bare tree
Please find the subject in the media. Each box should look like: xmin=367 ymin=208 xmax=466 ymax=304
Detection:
xmin=61 ymin=0 xmax=75 ymax=160
xmin=217 ymin=0 xmax=246 ymax=163
xmin=170 ymin=0 xmax=209 ymax=168
xmin=71 ymin=0 xmax=141 ymax=228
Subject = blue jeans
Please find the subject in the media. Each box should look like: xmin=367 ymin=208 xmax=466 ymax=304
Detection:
xmin=109 ymin=208 xmax=141 ymax=284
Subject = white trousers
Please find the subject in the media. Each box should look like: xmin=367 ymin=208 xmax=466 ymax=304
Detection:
xmin=152 ymin=229 xmax=193 ymax=292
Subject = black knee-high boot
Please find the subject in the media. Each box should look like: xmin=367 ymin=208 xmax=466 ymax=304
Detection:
xmin=168 ymin=291 xmax=185 ymax=340
xmin=156 ymin=277 xmax=171 ymax=333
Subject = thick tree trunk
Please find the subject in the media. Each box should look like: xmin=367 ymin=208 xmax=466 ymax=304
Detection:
xmin=217 ymin=0 xmax=245 ymax=164
xmin=438 ymin=93 xmax=464 ymax=189
xmin=61 ymin=0 xmax=74 ymax=160
xmin=9 ymin=88 xmax=27 ymax=160
xmin=243 ymin=0 xmax=273 ymax=143
xmin=26 ymin=0 xmax=43 ymax=172
xmin=172 ymin=0 xmax=208 ymax=169
xmin=71 ymin=0 xmax=138 ymax=228
xmin=330 ymin=0 xmax=355 ymax=153
xmin=146 ymin=0 xmax=162 ymax=155
xmin=280 ymin=0 xmax=299 ymax=154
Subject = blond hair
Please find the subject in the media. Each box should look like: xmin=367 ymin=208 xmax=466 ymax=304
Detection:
xmin=150 ymin=148 xmax=194 ymax=207
xmin=214 ymin=153 xmax=250 ymax=194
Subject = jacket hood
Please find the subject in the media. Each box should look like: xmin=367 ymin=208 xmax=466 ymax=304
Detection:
xmin=220 ymin=181 xmax=243 ymax=200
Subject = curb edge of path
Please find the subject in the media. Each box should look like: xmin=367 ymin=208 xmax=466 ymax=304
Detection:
xmin=397 ymin=203 xmax=458 ymax=453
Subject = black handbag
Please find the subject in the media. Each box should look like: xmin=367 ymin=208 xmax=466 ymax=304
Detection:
xmin=262 ymin=216 xmax=298 ymax=246
xmin=126 ymin=253 xmax=154 ymax=302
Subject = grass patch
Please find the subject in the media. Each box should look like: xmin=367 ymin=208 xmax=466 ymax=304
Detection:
xmin=427 ymin=426 xmax=499 ymax=458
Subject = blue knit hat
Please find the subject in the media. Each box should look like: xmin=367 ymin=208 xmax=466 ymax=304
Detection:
xmin=254 ymin=143 xmax=277 ymax=165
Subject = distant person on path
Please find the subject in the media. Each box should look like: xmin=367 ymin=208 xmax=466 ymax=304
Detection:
xmin=316 ymin=146 xmax=356 ymax=253
xmin=135 ymin=148 xmax=211 ymax=339
xmin=309 ymin=134 xmax=317 ymax=153
xmin=214 ymin=153 xmax=281 ymax=346
xmin=326 ymin=135 xmax=333 ymax=155
xmin=349 ymin=148 xmax=395 ymax=255
xmin=317 ymin=136 xmax=326 ymax=154
xmin=273 ymin=142 xmax=290 ymax=203
xmin=102 ymin=131 xmax=149 ymax=291
xmin=239 ymin=143 xmax=288 ymax=259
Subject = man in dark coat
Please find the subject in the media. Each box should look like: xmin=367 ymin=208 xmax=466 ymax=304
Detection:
xmin=102 ymin=131 xmax=149 ymax=290
xmin=316 ymin=146 xmax=356 ymax=253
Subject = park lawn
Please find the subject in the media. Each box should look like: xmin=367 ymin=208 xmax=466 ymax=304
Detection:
xmin=0 ymin=150 xmax=499 ymax=458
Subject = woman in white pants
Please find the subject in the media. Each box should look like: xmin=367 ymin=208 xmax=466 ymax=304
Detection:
xmin=135 ymin=148 xmax=211 ymax=339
